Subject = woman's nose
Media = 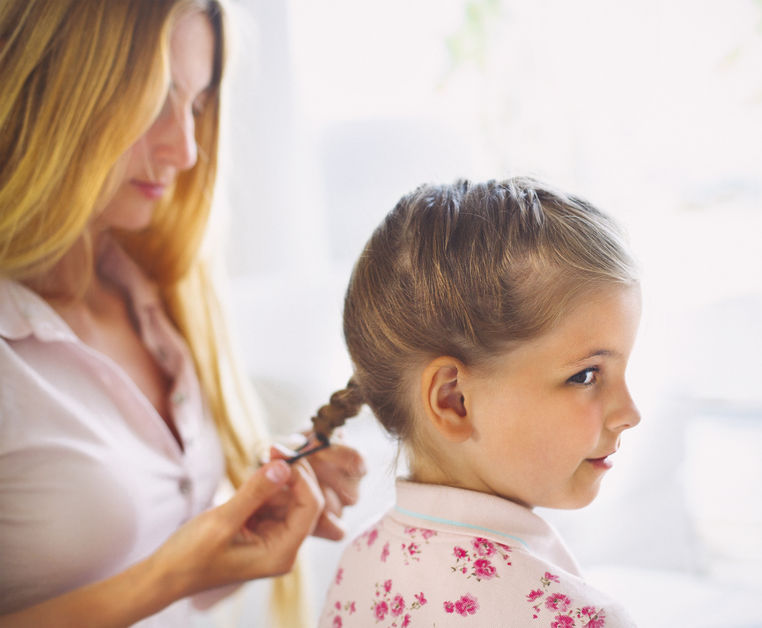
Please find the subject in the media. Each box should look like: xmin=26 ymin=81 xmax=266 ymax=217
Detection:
xmin=154 ymin=104 xmax=198 ymax=172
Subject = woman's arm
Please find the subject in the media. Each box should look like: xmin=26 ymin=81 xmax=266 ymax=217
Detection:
xmin=0 ymin=459 xmax=323 ymax=628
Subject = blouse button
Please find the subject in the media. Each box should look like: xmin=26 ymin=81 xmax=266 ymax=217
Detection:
xmin=172 ymin=391 xmax=187 ymax=406
xmin=178 ymin=478 xmax=192 ymax=496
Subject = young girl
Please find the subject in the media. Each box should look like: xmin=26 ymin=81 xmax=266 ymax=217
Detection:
xmin=316 ymin=177 xmax=640 ymax=627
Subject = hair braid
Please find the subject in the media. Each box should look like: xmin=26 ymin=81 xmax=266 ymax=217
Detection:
xmin=311 ymin=378 xmax=365 ymax=441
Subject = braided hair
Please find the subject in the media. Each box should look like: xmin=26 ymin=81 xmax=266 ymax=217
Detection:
xmin=311 ymin=378 xmax=365 ymax=442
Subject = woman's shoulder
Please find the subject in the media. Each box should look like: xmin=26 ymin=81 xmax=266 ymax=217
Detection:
xmin=0 ymin=277 xmax=72 ymax=343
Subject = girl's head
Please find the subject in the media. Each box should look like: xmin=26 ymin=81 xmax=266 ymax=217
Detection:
xmin=0 ymin=0 xmax=225 ymax=290
xmin=319 ymin=177 xmax=641 ymax=509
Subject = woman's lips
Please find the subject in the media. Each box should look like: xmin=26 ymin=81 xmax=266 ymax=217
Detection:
xmin=131 ymin=180 xmax=167 ymax=200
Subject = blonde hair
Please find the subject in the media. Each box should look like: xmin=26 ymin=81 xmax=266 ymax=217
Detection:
xmin=0 ymin=1 xmax=307 ymax=624
xmin=319 ymin=177 xmax=637 ymax=453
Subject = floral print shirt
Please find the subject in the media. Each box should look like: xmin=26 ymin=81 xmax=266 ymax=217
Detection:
xmin=319 ymin=480 xmax=636 ymax=627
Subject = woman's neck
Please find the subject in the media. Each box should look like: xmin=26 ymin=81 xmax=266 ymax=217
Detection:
xmin=23 ymin=230 xmax=112 ymax=304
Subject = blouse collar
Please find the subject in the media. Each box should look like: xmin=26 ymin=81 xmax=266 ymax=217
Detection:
xmin=392 ymin=479 xmax=582 ymax=575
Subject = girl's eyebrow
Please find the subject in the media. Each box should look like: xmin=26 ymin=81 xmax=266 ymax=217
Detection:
xmin=563 ymin=349 xmax=617 ymax=367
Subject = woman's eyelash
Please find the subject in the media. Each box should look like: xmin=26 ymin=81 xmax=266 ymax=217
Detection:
xmin=567 ymin=367 xmax=599 ymax=386
xmin=167 ymin=82 xmax=206 ymax=117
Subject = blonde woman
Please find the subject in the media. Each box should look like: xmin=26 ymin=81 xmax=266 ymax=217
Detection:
xmin=0 ymin=1 xmax=364 ymax=625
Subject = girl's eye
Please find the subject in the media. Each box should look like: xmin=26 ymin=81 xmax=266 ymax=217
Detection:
xmin=567 ymin=367 xmax=598 ymax=386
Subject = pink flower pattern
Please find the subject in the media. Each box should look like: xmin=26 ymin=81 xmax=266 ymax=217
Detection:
xmin=399 ymin=527 xmax=437 ymax=565
xmin=450 ymin=537 xmax=512 ymax=581
xmin=327 ymin=598 xmax=357 ymax=627
xmin=525 ymin=572 xmax=608 ymax=627
xmin=374 ymin=600 xmax=389 ymax=621
xmin=391 ymin=594 xmax=405 ymax=616
xmin=473 ymin=537 xmax=497 ymax=556
xmin=577 ymin=606 xmax=607 ymax=628
xmin=527 ymin=589 xmax=544 ymax=602
xmin=546 ymin=593 xmax=572 ymax=612
xmin=324 ymin=521 xmax=617 ymax=627
xmin=367 ymin=578 xmax=428 ymax=627
xmin=443 ymin=593 xmax=480 ymax=616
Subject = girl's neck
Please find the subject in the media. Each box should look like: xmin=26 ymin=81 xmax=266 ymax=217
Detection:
xmin=407 ymin=446 xmax=465 ymax=488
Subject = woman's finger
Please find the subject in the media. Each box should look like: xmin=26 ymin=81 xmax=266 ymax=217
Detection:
xmin=281 ymin=460 xmax=324 ymax=541
xmin=308 ymin=443 xmax=366 ymax=506
xmin=218 ymin=460 xmax=292 ymax=529
xmin=312 ymin=485 xmax=346 ymax=541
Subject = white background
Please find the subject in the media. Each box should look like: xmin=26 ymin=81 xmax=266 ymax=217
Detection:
xmin=201 ymin=1 xmax=762 ymax=625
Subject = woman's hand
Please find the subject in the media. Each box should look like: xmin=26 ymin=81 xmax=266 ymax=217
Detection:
xmin=156 ymin=458 xmax=324 ymax=598
xmin=273 ymin=438 xmax=367 ymax=541
xmin=0 ymin=459 xmax=323 ymax=628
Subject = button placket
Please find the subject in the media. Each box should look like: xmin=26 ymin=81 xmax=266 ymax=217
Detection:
xmin=178 ymin=477 xmax=192 ymax=497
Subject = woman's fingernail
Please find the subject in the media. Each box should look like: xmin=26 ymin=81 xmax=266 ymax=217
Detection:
xmin=355 ymin=458 xmax=367 ymax=476
xmin=271 ymin=442 xmax=297 ymax=457
xmin=265 ymin=460 xmax=290 ymax=483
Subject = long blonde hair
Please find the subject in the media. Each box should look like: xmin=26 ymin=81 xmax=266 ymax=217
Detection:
xmin=0 ymin=1 xmax=307 ymax=624
xmin=0 ymin=0 xmax=257 ymax=483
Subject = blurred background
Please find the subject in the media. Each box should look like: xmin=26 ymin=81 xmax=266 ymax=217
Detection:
xmin=200 ymin=0 xmax=762 ymax=625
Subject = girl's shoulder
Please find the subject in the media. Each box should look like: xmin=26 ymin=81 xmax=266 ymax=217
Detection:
xmin=320 ymin=512 xmax=636 ymax=627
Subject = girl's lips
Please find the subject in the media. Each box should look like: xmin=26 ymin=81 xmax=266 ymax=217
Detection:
xmin=131 ymin=180 xmax=167 ymax=200
xmin=587 ymin=454 xmax=614 ymax=470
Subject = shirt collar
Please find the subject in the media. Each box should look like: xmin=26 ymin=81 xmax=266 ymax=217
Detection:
xmin=391 ymin=479 xmax=581 ymax=574
xmin=0 ymin=276 xmax=77 ymax=343
xmin=0 ymin=237 xmax=161 ymax=344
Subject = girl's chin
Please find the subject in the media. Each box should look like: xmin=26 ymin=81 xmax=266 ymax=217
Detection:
xmin=536 ymin=485 xmax=602 ymax=511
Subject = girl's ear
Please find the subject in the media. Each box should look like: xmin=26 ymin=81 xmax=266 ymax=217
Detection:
xmin=420 ymin=357 xmax=472 ymax=442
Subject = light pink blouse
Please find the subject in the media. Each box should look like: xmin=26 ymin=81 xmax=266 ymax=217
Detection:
xmin=320 ymin=480 xmax=636 ymax=628
xmin=0 ymin=243 xmax=225 ymax=626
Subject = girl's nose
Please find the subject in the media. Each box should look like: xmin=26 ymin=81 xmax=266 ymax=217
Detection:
xmin=606 ymin=384 xmax=641 ymax=432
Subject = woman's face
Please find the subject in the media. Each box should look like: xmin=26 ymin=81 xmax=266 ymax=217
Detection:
xmin=95 ymin=10 xmax=215 ymax=232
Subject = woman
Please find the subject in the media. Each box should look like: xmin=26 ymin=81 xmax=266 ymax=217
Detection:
xmin=0 ymin=0 xmax=364 ymax=625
